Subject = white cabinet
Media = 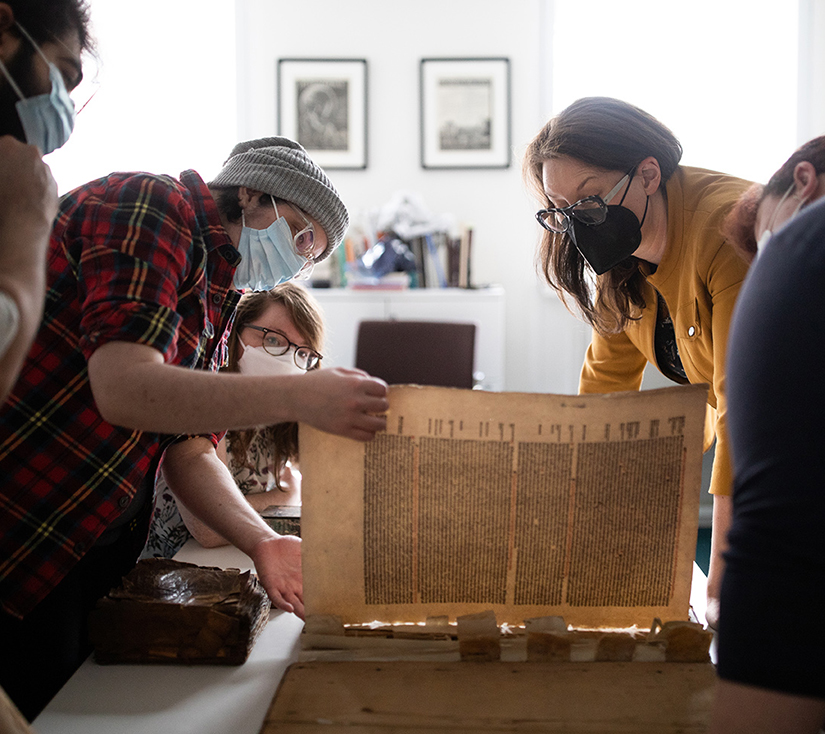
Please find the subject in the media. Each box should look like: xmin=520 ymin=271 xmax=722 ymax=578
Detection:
xmin=308 ymin=286 xmax=506 ymax=391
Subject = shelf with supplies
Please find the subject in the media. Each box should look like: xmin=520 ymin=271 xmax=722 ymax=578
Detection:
xmin=314 ymin=227 xmax=475 ymax=291
xmin=307 ymin=286 xmax=505 ymax=392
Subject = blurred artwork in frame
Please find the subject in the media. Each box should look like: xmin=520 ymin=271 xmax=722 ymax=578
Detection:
xmin=278 ymin=58 xmax=367 ymax=170
xmin=420 ymin=57 xmax=511 ymax=170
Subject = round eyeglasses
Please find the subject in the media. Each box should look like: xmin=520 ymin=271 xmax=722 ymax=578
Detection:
xmin=535 ymin=167 xmax=634 ymax=235
xmin=242 ymin=324 xmax=323 ymax=370
xmin=273 ymin=201 xmax=321 ymax=281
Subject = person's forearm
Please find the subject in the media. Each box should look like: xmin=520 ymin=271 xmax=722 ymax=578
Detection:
xmin=163 ymin=438 xmax=276 ymax=557
xmin=244 ymin=490 xmax=286 ymax=512
xmin=163 ymin=437 xmax=304 ymax=616
xmin=705 ymin=493 xmax=732 ymax=628
xmin=177 ymin=501 xmax=229 ymax=548
xmin=0 ymin=265 xmax=46 ymax=402
xmin=0 ymin=140 xmax=59 ymax=402
xmin=87 ymin=341 xmax=389 ymax=441
xmin=181 ymin=487 xmax=295 ymax=544
xmin=88 ymin=342 xmax=303 ymax=434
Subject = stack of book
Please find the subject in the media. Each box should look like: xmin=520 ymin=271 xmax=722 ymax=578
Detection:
xmin=318 ymin=226 xmax=474 ymax=290
xmin=406 ymin=227 xmax=473 ymax=288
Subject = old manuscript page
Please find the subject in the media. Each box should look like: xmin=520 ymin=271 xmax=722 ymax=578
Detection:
xmin=300 ymin=384 xmax=707 ymax=627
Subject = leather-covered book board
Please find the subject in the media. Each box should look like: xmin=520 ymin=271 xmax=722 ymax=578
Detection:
xmin=88 ymin=558 xmax=270 ymax=665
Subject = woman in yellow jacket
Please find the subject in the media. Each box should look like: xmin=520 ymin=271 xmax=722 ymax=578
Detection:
xmin=524 ymin=97 xmax=752 ymax=627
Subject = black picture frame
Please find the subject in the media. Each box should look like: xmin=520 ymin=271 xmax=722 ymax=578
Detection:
xmin=277 ymin=58 xmax=368 ymax=170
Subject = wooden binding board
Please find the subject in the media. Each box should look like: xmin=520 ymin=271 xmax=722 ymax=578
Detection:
xmin=262 ymin=661 xmax=716 ymax=733
xmin=263 ymin=385 xmax=716 ymax=731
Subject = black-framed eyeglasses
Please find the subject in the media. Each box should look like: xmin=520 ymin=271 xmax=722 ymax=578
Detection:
xmin=242 ymin=324 xmax=323 ymax=370
xmin=535 ymin=165 xmax=636 ymax=234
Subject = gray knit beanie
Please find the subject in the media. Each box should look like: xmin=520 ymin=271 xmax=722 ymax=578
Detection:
xmin=209 ymin=137 xmax=349 ymax=261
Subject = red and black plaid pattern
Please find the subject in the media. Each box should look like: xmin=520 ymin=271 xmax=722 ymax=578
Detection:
xmin=0 ymin=170 xmax=240 ymax=619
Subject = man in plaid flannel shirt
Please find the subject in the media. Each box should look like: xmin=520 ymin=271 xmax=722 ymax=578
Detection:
xmin=0 ymin=137 xmax=388 ymax=720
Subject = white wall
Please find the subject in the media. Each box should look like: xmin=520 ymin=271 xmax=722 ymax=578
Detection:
xmin=235 ymin=0 xmax=572 ymax=393
xmin=45 ymin=0 xmax=238 ymax=192
xmin=547 ymin=0 xmax=800 ymax=184
xmin=234 ymin=0 xmax=814 ymax=394
xmin=47 ymin=0 xmax=822 ymax=395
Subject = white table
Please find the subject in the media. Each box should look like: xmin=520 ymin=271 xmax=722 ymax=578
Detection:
xmin=33 ymin=542 xmax=304 ymax=734
xmin=33 ymin=545 xmax=710 ymax=734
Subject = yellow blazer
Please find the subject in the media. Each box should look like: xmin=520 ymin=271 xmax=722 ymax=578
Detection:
xmin=579 ymin=166 xmax=752 ymax=497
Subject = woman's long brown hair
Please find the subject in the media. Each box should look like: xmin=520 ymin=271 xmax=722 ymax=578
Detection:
xmin=523 ymin=97 xmax=683 ymax=335
xmin=224 ymin=283 xmax=325 ymax=481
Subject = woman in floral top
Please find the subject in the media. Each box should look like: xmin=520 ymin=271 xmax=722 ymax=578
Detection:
xmin=143 ymin=282 xmax=325 ymax=558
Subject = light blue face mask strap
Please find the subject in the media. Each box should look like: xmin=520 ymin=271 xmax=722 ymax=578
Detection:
xmin=241 ymin=196 xmax=280 ymax=230
xmin=13 ymin=22 xmax=54 ymax=70
xmin=270 ymin=199 xmax=312 ymax=262
xmin=13 ymin=21 xmax=75 ymax=122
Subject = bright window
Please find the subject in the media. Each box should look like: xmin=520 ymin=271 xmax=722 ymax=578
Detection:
xmin=548 ymin=0 xmax=799 ymax=184
xmin=45 ymin=0 xmax=237 ymax=194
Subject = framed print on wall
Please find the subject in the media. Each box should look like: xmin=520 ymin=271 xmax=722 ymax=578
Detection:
xmin=420 ymin=57 xmax=511 ymax=170
xmin=277 ymin=58 xmax=368 ymax=170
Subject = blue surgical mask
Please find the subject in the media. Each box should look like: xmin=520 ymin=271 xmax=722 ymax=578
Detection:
xmin=0 ymin=23 xmax=76 ymax=155
xmin=233 ymin=199 xmax=308 ymax=291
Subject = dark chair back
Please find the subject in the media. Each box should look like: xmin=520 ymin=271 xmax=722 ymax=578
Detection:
xmin=354 ymin=320 xmax=476 ymax=389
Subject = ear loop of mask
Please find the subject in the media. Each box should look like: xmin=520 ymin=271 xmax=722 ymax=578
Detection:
xmin=5 ymin=22 xmax=58 ymax=89
xmin=767 ymin=183 xmax=795 ymax=233
xmin=0 ymin=52 xmax=26 ymax=101
xmin=0 ymin=21 xmax=78 ymax=137
xmin=791 ymin=190 xmax=809 ymax=219
xmin=757 ymin=183 xmax=794 ymax=254
xmin=273 ymin=199 xmax=314 ymax=278
xmin=241 ymin=196 xmax=279 ymax=229
xmin=616 ymin=163 xmax=650 ymax=229
xmin=757 ymin=182 xmax=810 ymax=254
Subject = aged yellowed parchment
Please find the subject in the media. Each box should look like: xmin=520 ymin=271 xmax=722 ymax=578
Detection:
xmin=299 ymin=384 xmax=707 ymax=627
